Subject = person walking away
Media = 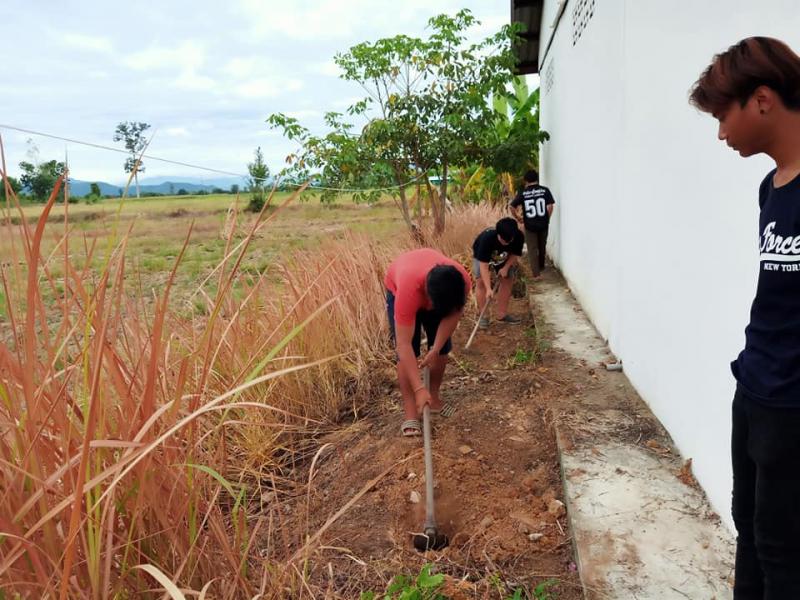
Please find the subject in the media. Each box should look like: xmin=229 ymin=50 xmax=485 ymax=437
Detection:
xmin=510 ymin=169 xmax=555 ymax=279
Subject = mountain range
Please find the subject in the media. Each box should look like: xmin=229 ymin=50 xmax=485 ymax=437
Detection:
xmin=67 ymin=175 xmax=249 ymax=197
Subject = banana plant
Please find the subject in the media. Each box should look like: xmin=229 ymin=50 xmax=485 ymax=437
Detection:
xmin=464 ymin=77 xmax=549 ymax=205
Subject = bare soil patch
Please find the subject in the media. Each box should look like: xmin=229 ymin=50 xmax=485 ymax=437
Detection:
xmin=265 ymin=291 xmax=585 ymax=599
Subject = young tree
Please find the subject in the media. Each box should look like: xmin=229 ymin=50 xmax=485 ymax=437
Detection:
xmin=18 ymin=159 xmax=66 ymax=202
xmin=268 ymin=9 xmax=522 ymax=234
xmin=230 ymin=183 xmax=240 ymax=195
xmin=83 ymin=182 xmax=103 ymax=204
xmin=113 ymin=121 xmax=151 ymax=198
xmin=246 ymin=146 xmax=270 ymax=212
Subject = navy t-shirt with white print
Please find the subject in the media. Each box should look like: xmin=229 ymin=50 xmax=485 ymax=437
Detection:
xmin=733 ymin=169 xmax=800 ymax=406
xmin=510 ymin=184 xmax=555 ymax=232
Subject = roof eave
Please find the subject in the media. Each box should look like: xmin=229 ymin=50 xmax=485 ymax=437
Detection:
xmin=510 ymin=0 xmax=545 ymax=75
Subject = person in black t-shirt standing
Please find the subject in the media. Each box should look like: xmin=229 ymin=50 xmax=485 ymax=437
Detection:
xmin=471 ymin=217 xmax=524 ymax=329
xmin=509 ymin=169 xmax=555 ymax=280
xmin=691 ymin=37 xmax=800 ymax=599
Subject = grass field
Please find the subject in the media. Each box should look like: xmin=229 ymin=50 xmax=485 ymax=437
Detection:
xmin=3 ymin=191 xmax=403 ymax=311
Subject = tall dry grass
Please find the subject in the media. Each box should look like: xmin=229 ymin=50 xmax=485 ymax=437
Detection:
xmin=0 ymin=141 xmax=504 ymax=598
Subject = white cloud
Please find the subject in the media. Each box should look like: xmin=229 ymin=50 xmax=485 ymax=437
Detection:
xmin=285 ymin=79 xmax=304 ymax=92
xmin=3 ymin=0 xmax=509 ymax=183
xmin=255 ymin=129 xmax=283 ymax=138
xmin=175 ymin=72 xmax=217 ymax=91
xmin=471 ymin=14 xmax=509 ymax=39
xmin=235 ymin=77 xmax=303 ymax=99
xmin=238 ymin=0 xmax=370 ymax=41
xmin=165 ymin=127 xmax=189 ymax=137
xmin=284 ymin=109 xmax=321 ymax=119
xmin=123 ymin=41 xmax=205 ymax=73
xmin=225 ymin=57 xmax=258 ymax=79
xmin=58 ymin=33 xmax=114 ymax=53
xmin=332 ymin=95 xmax=365 ymax=109
xmin=308 ymin=60 xmax=341 ymax=77
xmin=237 ymin=79 xmax=281 ymax=99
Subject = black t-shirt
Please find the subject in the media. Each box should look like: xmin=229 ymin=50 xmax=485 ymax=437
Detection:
xmin=510 ymin=184 xmax=555 ymax=232
xmin=733 ymin=169 xmax=800 ymax=406
xmin=472 ymin=227 xmax=524 ymax=266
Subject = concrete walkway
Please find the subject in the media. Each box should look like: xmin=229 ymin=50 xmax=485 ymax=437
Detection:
xmin=530 ymin=274 xmax=735 ymax=599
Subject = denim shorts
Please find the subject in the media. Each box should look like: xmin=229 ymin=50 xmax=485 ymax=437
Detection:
xmin=386 ymin=290 xmax=452 ymax=358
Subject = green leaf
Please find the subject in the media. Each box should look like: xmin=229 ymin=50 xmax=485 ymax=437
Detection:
xmin=182 ymin=463 xmax=236 ymax=500
xmin=416 ymin=564 xmax=444 ymax=589
xmin=386 ymin=574 xmax=409 ymax=595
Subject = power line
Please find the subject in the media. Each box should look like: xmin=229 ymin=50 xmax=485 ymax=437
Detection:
xmin=0 ymin=123 xmax=429 ymax=193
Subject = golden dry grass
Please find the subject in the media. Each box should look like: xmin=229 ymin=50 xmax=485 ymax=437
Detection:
xmin=0 ymin=154 xmax=504 ymax=597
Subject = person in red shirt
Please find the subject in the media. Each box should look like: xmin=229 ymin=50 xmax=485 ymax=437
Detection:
xmin=385 ymin=248 xmax=472 ymax=436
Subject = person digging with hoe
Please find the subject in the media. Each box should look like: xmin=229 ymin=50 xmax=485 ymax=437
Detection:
xmin=472 ymin=217 xmax=524 ymax=329
xmin=690 ymin=36 xmax=800 ymax=599
xmin=385 ymin=248 xmax=471 ymax=437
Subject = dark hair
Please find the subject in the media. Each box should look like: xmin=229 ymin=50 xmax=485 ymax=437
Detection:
xmin=426 ymin=265 xmax=466 ymax=316
xmin=690 ymin=37 xmax=800 ymax=114
xmin=523 ymin=169 xmax=539 ymax=183
xmin=495 ymin=217 xmax=519 ymax=242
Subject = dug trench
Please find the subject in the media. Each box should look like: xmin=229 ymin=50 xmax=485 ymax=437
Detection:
xmin=264 ymin=284 xmax=587 ymax=598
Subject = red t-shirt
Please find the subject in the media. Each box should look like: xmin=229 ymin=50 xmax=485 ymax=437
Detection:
xmin=384 ymin=248 xmax=472 ymax=326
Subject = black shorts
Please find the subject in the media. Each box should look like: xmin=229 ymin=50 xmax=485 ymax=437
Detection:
xmin=386 ymin=290 xmax=452 ymax=358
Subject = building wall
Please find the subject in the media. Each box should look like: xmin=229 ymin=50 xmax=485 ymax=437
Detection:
xmin=538 ymin=0 xmax=800 ymax=529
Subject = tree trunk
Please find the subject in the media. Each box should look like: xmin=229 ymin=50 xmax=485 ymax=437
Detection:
xmin=134 ymin=170 xmax=141 ymax=199
xmin=396 ymin=184 xmax=414 ymax=231
xmin=435 ymin=160 xmax=448 ymax=235
xmin=422 ymin=174 xmax=437 ymax=222
xmin=392 ymin=165 xmax=414 ymax=232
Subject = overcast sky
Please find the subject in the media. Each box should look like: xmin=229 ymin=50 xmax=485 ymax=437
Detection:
xmin=0 ymin=0 xmax=530 ymax=185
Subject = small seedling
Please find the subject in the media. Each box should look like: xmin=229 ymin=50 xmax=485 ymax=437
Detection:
xmin=509 ymin=347 xmax=535 ymax=366
xmin=361 ymin=564 xmax=446 ymax=600
xmin=504 ymin=579 xmax=558 ymax=600
xmin=488 ymin=571 xmax=503 ymax=593
xmin=533 ymin=579 xmax=558 ymax=599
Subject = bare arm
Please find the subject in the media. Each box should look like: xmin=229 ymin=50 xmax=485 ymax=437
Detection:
xmin=431 ymin=309 xmax=463 ymax=353
xmin=499 ymin=254 xmax=518 ymax=278
xmin=479 ymin=261 xmax=493 ymax=297
xmin=419 ymin=308 xmax=464 ymax=370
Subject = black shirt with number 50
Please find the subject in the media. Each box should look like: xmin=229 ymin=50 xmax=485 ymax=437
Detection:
xmin=510 ymin=184 xmax=555 ymax=232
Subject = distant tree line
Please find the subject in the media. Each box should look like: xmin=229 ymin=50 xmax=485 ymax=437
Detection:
xmin=1 ymin=160 xmax=271 ymax=204
xmin=1 ymin=128 xmax=276 ymax=206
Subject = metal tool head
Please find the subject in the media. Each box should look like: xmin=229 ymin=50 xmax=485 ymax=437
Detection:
xmin=412 ymin=528 xmax=450 ymax=552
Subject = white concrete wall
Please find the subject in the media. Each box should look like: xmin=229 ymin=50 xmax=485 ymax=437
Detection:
xmin=538 ymin=0 xmax=800 ymax=530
